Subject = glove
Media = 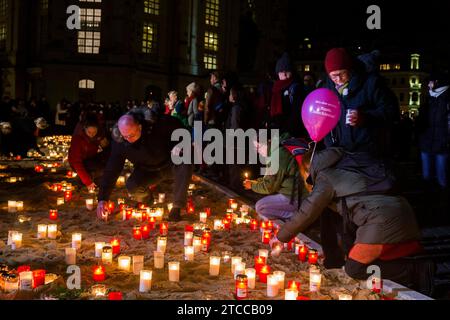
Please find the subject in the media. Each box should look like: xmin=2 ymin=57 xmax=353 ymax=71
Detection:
xmin=96 ymin=200 xmax=110 ymax=221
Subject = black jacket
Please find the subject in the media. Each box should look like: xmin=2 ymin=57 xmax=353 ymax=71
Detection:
xmin=98 ymin=115 xmax=184 ymax=201
xmin=417 ymin=89 xmax=450 ymax=154
xmin=324 ymin=69 xmax=399 ymax=159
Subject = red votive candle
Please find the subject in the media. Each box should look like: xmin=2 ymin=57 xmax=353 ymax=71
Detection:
xmin=288 ymin=280 xmax=301 ymax=292
xmin=64 ymin=190 xmax=72 ymax=202
xmin=205 ymin=207 xmax=211 ymax=217
xmin=202 ymin=229 xmax=212 ymax=243
xmin=17 ymin=265 xmax=31 ymax=274
xmin=108 ymin=292 xmax=123 ymax=300
xmin=119 ymin=203 xmax=126 ymax=211
xmin=141 ymin=224 xmax=151 ymax=239
xmin=225 ymin=213 xmax=233 ymax=222
xmin=298 ymin=245 xmax=308 ymax=262
xmin=133 ymin=226 xmax=142 ymax=240
xmin=185 ymin=224 xmax=194 ymax=232
xmin=254 ymin=256 xmax=266 ymax=274
xmin=107 ymin=201 xmax=115 ymax=212
xmin=259 ymin=265 xmax=270 ymax=283
xmin=187 ymin=204 xmax=195 ymax=214
xmin=235 ymin=274 xmax=248 ymax=300
xmin=250 ymin=219 xmax=258 ymax=231
xmin=49 ymin=209 xmax=58 ymax=221
xmin=266 ymin=220 xmax=274 ymax=231
xmin=308 ymin=249 xmax=318 ymax=265
xmin=148 ymin=217 xmax=156 ymax=230
xmin=260 ymin=221 xmax=267 ymax=233
xmin=159 ymin=222 xmax=168 ymax=236
xmin=201 ymin=237 xmax=210 ymax=252
xmin=111 ymin=238 xmax=120 ymax=255
xmin=138 ymin=203 xmax=146 ymax=210
xmin=262 ymin=231 xmax=271 ymax=244
xmin=222 ymin=218 xmax=231 ymax=231
xmin=125 ymin=208 xmax=133 ymax=220
xmin=34 ymin=165 xmax=44 ymax=173
xmin=93 ymin=265 xmax=105 ymax=282
xmin=32 ymin=270 xmax=46 ymax=288
xmin=67 ymin=170 xmax=73 ymax=178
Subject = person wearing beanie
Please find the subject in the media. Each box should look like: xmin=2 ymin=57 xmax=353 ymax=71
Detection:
xmin=417 ymin=70 xmax=450 ymax=191
xmin=270 ymin=52 xmax=307 ymax=138
xmin=323 ymin=47 xmax=400 ymax=160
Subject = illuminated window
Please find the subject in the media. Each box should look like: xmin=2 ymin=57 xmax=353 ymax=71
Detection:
xmin=41 ymin=0 xmax=48 ymax=10
xmin=79 ymin=0 xmax=102 ymax=2
xmin=411 ymin=54 xmax=420 ymax=70
xmin=380 ymin=64 xmax=391 ymax=71
xmin=204 ymin=31 xmax=218 ymax=51
xmin=144 ymin=0 xmax=160 ymax=15
xmin=204 ymin=54 xmax=217 ymax=70
xmin=79 ymin=79 xmax=95 ymax=89
xmin=78 ymin=8 xmax=101 ymax=54
xmin=142 ymin=22 xmax=157 ymax=54
xmin=394 ymin=64 xmax=401 ymax=70
xmin=304 ymin=65 xmax=310 ymax=72
xmin=205 ymin=0 xmax=219 ymax=27
xmin=0 ymin=0 xmax=7 ymax=17
xmin=0 ymin=23 xmax=6 ymax=48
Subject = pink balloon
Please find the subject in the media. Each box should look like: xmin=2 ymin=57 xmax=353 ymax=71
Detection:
xmin=301 ymin=88 xmax=341 ymax=142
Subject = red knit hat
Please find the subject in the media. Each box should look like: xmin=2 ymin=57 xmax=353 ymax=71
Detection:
xmin=325 ymin=48 xmax=353 ymax=74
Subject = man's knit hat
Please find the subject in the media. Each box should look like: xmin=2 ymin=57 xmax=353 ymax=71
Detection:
xmin=275 ymin=52 xmax=293 ymax=74
xmin=325 ymin=48 xmax=353 ymax=74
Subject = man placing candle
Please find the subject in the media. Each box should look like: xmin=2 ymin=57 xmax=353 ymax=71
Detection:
xmin=96 ymin=110 xmax=193 ymax=222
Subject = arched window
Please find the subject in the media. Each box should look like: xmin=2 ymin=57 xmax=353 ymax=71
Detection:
xmin=79 ymin=79 xmax=95 ymax=89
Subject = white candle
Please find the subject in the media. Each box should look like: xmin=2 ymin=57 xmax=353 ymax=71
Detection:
xmin=37 ymin=224 xmax=47 ymax=239
xmin=118 ymin=256 xmax=131 ymax=272
xmin=139 ymin=270 xmax=152 ymax=292
xmin=222 ymin=252 xmax=231 ymax=263
xmin=16 ymin=201 xmax=24 ymax=211
xmin=11 ymin=232 xmax=22 ymax=250
xmin=56 ymin=197 xmax=64 ymax=206
xmin=193 ymin=237 xmax=202 ymax=253
xmin=72 ymin=233 xmax=82 ymax=250
xmin=231 ymin=257 xmax=242 ymax=274
xmin=9 ymin=177 xmax=17 ymax=183
xmin=47 ymin=224 xmax=58 ymax=239
xmin=167 ymin=203 xmax=173 ymax=212
xmin=234 ymin=262 xmax=246 ymax=279
xmin=184 ymin=231 xmax=193 ymax=246
xmin=245 ymin=268 xmax=256 ymax=289
xmin=199 ymin=212 xmax=208 ymax=223
xmin=258 ymin=249 xmax=269 ymax=260
xmin=133 ymin=256 xmax=145 ymax=275
xmin=184 ymin=246 xmax=195 ymax=262
xmin=65 ymin=247 xmax=76 ymax=265
xmin=8 ymin=200 xmax=17 ymax=213
xmin=19 ymin=271 xmax=33 ymax=290
xmin=209 ymin=256 xmax=221 ymax=276
xmin=157 ymin=236 xmax=167 ymax=253
xmin=338 ymin=293 xmax=353 ymax=300
xmin=285 ymin=288 xmax=299 ymax=300
xmin=116 ymin=176 xmax=126 ymax=187
xmin=273 ymin=271 xmax=285 ymax=289
xmin=294 ymin=243 xmax=301 ymax=255
xmin=154 ymin=251 xmax=164 ymax=269
xmin=86 ymin=199 xmax=94 ymax=211
xmin=213 ymin=219 xmax=223 ymax=231
xmin=309 ymin=267 xmax=322 ymax=292
xmin=267 ymin=274 xmax=279 ymax=297
xmin=230 ymin=202 xmax=238 ymax=210
xmin=91 ymin=284 xmax=107 ymax=297
xmin=102 ymin=246 xmax=113 ymax=265
xmin=158 ymin=193 xmax=166 ymax=203
xmin=168 ymin=262 xmax=180 ymax=282
xmin=7 ymin=230 xmax=17 ymax=246
xmin=95 ymin=242 xmax=105 ymax=258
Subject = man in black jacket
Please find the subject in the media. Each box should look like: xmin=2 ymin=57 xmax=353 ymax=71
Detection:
xmin=96 ymin=110 xmax=193 ymax=221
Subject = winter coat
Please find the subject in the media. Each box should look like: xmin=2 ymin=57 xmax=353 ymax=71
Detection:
xmin=324 ymin=69 xmax=399 ymax=159
xmin=187 ymin=97 xmax=199 ymax=127
xmin=277 ymin=148 xmax=421 ymax=245
xmin=417 ymin=89 xmax=450 ymax=154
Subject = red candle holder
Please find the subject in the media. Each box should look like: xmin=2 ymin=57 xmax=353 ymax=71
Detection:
xmin=148 ymin=217 xmax=156 ymax=230
xmin=187 ymin=204 xmax=195 ymax=214
xmin=205 ymin=208 xmax=211 ymax=217
xmin=15 ymin=155 xmax=22 ymax=160
xmin=266 ymin=220 xmax=274 ymax=231
xmin=250 ymin=219 xmax=258 ymax=231
xmin=372 ymin=278 xmax=383 ymax=294
xmin=185 ymin=224 xmax=194 ymax=232
xmin=111 ymin=238 xmax=120 ymax=255
xmin=254 ymin=256 xmax=266 ymax=274
xmin=141 ymin=224 xmax=151 ymax=239
xmin=286 ymin=239 xmax=295 ymax=252
xmin=119 ymin=203 xmax=126 ymax=211
xmin=262 ymin=231 xmax=271 ymax=244
xmin=125 ymin=208 xmax=133 ymax=220
xmin=308 ymin=250 xmax=319 ymax=265
xmin=138 ymin=203 xmax=146 ymax=210
xmin=260 ymin=221 xmax=267 ymax=232
xmin=235 ymin=274 xmax=248 ymax=300
xmin=201 ymin=237 xmax=210 ymax=252
xmin=133 ymin=226 xmax=142 ymax=240
xmin=108 ymin=292 xmax=123 ymax=300
xmin=34 ymin=165 xmax=44 ymax=173
xmin=93 ymin=265 xmax=106 ymax=282
xmin=225 ymin=213 xmax=233 ymax=222
xmin=32 ymin=270 xmax=46 ymax=288
xmin=64 ymin=190 xmax=72 ymax=202
xmin=222 ymin=218 xmax=231 ymax=231
xmin=298 ymin=245 xmax=308 ymax=262
xmin=297 ymin=296 xmax=311 ymax=300
xmin=202 ymin=229 xmax=212 ymax=243
xmin=49 ymin=209 xmax=58 ymax=221
xmin=259 ymin=265 xmax=270 ymax=283
xmin=17 ymin=265 xmax=31 ymax=274
xmin=159 ymin=222 xmax=168 ymax=236
xmin=287 ymin=280 xmax=301 ymax=292
xmin=107 ymin=201 xmax=115 ymax=212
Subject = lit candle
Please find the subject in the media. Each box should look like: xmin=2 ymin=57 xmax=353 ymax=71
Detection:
xmin=9 ymin=177 xmax=17 ymax=183
xmin=222 ymin=251 xmax=231 ymax=263
xmin=254 ymin=256 xmax=266 ymax=275
xmin=234 ymin=261 xmax=246 ymax=280
xmin=102 ymin=246 xmax=113 ymax=265
xmin=148 ymin=216 xmax=156 ymax=230
xmin=108 ymin=292 xmax=123 ymax=300
xmin=95 ymin=242 xmax=105 ymax=258
xmin=193 ymin=236 xmax=202 ymax=253
xmin=258 ymin=249 xmax=269 ymax=260
xmin=64 ymin=190 xmax=72 ymax=202
xmin=245 ymin=268 xmax=256 ymax=289
xmin=47 ymin=224 xmax=57 ymax=239
xmin=273 ymin=271 xmax=285 ymax=289
xmin=371 ymin=277 xmax=383 ymax=293
xmin=111 ymin=238 xmax=120 ymax=255
xmin=37 ymin=224 xmax=47 ymax=239
xmin=49 ymin=209 xmax=58 ymax=220
xmin=91 ymin=284 xmax=107 ymax=297
xmin=235 ymin=274 xmax=248 ymax=300
xmin=157 ymin=236 xmax=167 ymax=253
xmin=199 ymin=212 xmax=208 ymax=223
xmin=250 ymin=219 xmax=258 ymax=231
xmin=213 ymin=219 xmax=223 ymax=231
xmin=132 ymin=256 xmax=144 ymax=275
xmin=141 ymin=224 xmax=151 ymax=239
xmin=168 ymin=262 xmax=180 ymax=282
xmin=209 ymin=256 xmax=221 ymax=276
xmin=288 ymin=280 xmax=301 ymax=292
xmin=118 ymin=256 xmax=131 ymax=272
xmin=259 ymin=265 xmax=270 ymax=283
xmin=19 ymin=271 xmax=33 ymax=290
xmin=266 ymin=220 xmax=274 ymax=230
xmin=159 ymin=222 xmax=168 ymax=236
xmin=231 ymin=257 xmax=242 ymax=274
xmin=167 ymin=203 xmax=173 ymax=212
xmin=11 ymin=232 xmax=22 ymax=250
xmin=16 ymin=201 xmax=24 ymax=211
xmin=158 ymin=193 xmax=166 ymax=203
xmin=3 ymin=274 xmax=19 ymax=292
xmin=222 ymin=218 xmax=231 ymax=231
xmin=34 ymin=165 xmax=44 ymax=173
xmin=116 ymin=176 xmax=126 ymax=187
xmin=262 ymin=231 xmax=271 ymax=244
xmin=123 ymin=207 xmax=133 ymax=221
xmin=65 ymin=247 xmax=76 ymax=265
xmin=201 ymin=237 xmax=210 ymax=253
xmin=184 ymin=231 xmax=193 ymax=246
xmin=139 ymin=270 xmax=152 ymax=292
xmin=154 ymin=250 xmax=164 ymax=269
xmin=107 ymin=201 xmax=115 ymax=212
xmin=8 ymin=200 xmax=17 ymax=213
xmin=32 ymin=270 xmax=46 ymax=289
xmin=267 ymin=274 xmax=279 ymax=297
xmin=308 ymin=249 xmax=319 ymax=265
xmin=184 ymin=246 xmax=195 ymax=262
xmin=285 ymin=289 xmax=299 ymax=300
xmin=309 ymin=266 xmax=322 ymax=292
xmin=56 ymin=197 xmax=64 ymax=206
xmin=298 ymin=245 xmax=308 ymax=262
xmin=244 ymin=172 xmax=249 ymax=179
xmin=86 ymin=199 xmax=94 ymax=211
xmin=202 ymin=229 xmax=212 ymax=243
xmin=72 ymin=233 xmax=82 ymax=250
xmin=133 ymin=226 xmax=142 ymax=240
xmin=338 ymin=293 xmax=353 ymax=300
xmin=93 ymin=265 xmax=106 ymax=282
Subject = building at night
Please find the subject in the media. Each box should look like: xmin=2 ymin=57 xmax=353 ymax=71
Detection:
xmin=0 ymin=0 xmax=289 ymax=109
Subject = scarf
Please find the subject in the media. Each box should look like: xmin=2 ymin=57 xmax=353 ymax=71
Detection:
xmin=270 ymin=78 xmax=294 ymax=117
xmin=429 ymin=85 xmax=449 ymax=98
xmin=184 ymin=96 xmax=194 ymax=110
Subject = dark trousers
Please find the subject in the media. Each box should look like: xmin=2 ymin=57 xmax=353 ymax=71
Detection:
xmin=320 ymin=208 xmax=346 ymax=269
xmin=83 ymin=149 xmax=110 ymax=185
xmin=126 ymin=163 xmax=193 ymax=208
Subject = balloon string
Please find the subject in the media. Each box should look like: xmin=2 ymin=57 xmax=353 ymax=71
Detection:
xmin=310 ymin=142 xmax=317 ymax=165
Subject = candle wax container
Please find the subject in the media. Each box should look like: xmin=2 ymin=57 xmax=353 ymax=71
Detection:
xmin=184 ymin=231 xmax=193 ymax=246
xmin=235 ymin=274 xmax=248 ymax=300
xmin=118 ymin=256 xmax=131 ymax=272
xmin=209 ymin=256 xmax=221 ymax=276
xmin=154 ymin=251 xmax=164 ymax=269
xmin=259 ymin=265 xmax=270 ymax=283
xmin=37 ymin=224 xmax=47 ymax=239
xmin=93 ymin=265 xmax=106 ymax=282
xmin=102 ymin=246 xmax=113 ymax=265
xmin=184 ymin=246 xmax=195 ymax=262
xmin=65 ymin=247 xmax=77 ymax=265
xmin=47 ymin=224 xmax=58 ymax=239
xmin=267 ymin=274 xmax=279 ymax=297
xmin=245 ymin=268 xmax=256 ymax=289
xmin=95 ymin=242 xmax=105 ymax=258
xmin=285 ymin=289 xmax=299 ymax=300
xmin=139 ymin=270 xmax=152 ymax=292
xmin=111 ymin=238 xmax=120 ymax=255
xmin=72 ymin=233 xmax=82 ymax=250
xmin=157 ymin=236 xmax=167 ymax=253
xmin=32 ymin=270 xmax=46 ymax=289
xmin=49 ymin=209 xmax=58 ymax=220
xmin=132 ymin=256 xmax=144 ymax=275
xmin=168 ymin=262 xmax=180 ymax=282
xmin=231 ymin=257 xmax=242 ymax=274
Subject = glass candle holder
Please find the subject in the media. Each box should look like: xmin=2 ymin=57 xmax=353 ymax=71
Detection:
xmin=285 ymin=288 xmax=299 ymax=300
xmin=235 ymin=274 xmax=248 ymax=300
xmin=231 ymin=257 xmax=242 ymax=275
xmin=309 ymin=266 xmax=322 ymax=292
xmin=37 ymin=224 xmax=47 ymax=239
xmin=102 ymin=246 xmax=113 ymax=265
xmin=267 ymin=274 xmax=279 ymax=297
xmin=168 ymin=262 xmax=180 ymax=282
xmin=184 ymin=246 xmax=195 ymax=262
xmin=47 ymin=224 xmax=58 ymax=239
xmin=209 ymin=256 xmax=221 ymax=276
xmin=65 ymin=247 xmax=76 ymax=265
xmin=154 ymin=250 xmax=164 ymax=269
xmin=71 ymin=233 xmax=82 ymax=250
xmin=245 ymin=268 xmax=256 ymax=289
xmin=157 ymin=236 xmax=167 ymax=253
xmin=95 ymin=242 xmax=105 ymax=258
xmin=132 ymin=256 xmax=144 ymax=275
xmin=139 ymin=270 xmax=152 ymax=292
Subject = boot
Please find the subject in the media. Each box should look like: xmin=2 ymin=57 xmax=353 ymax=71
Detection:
xmin=168 ymin=207 xmax=182 ymax=222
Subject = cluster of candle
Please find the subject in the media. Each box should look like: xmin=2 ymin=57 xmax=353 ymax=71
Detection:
xmin=37 ymin=224 xmax=58 ymax=239
xmin=7 ymin=200 xmax=24 ymax=213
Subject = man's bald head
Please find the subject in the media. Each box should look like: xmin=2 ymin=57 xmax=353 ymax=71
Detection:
xmin=118 ymin=115 xmax=142 ymax=143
